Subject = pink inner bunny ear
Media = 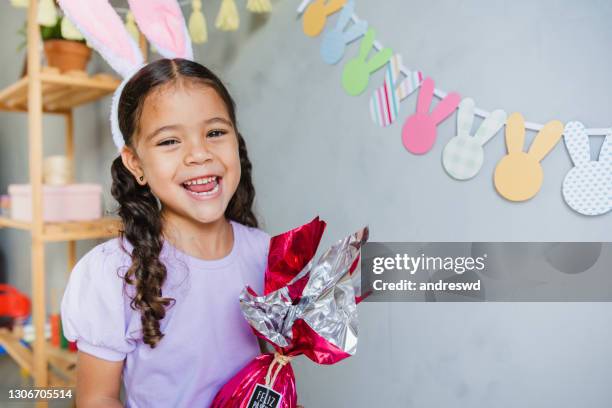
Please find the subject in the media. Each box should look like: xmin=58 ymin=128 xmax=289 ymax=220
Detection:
xmin=128 ymin=0 xmax=193 ymax=60
xmin=57 ymin=0 xmax=143 ymax=77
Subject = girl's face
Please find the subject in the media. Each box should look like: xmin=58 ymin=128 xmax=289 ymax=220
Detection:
xmin=121 ymin=81 xmax=241 ymax=226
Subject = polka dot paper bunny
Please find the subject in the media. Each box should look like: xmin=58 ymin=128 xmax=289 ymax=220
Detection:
xmin=562 ymin=121 xmax=612 ymax=216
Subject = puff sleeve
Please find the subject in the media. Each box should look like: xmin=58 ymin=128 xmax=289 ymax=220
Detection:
xmin=60 ymin=240 xmax=136 ymax=361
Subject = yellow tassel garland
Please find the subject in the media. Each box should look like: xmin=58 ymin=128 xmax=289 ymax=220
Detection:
xmin=189 ymin=0 xmax=208 ymax=44
xmin=215 ymin=0 xmax=240 ymax=31
xmin=247 ymin=0 xmax=271 ymax=13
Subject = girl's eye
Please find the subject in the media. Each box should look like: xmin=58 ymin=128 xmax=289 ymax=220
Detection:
xmin=208 ymin=129 xmax=227 ymax=138
xmin=158 ymin=139 xmax=179 ymax=146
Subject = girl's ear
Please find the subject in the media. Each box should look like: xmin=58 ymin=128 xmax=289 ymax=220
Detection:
xmin=128 ymin=0 xmax=194 ymax=60
xmin=57 ymin=0 xmax=144 ymax=77
xmin=121 ymin=146 xmax=145 ymax=184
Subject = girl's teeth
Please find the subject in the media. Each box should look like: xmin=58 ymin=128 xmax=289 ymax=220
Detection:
xmin=185 ymin=176 xmax=216 ymax=186
xmin=188 ymin=181 xmax=220 ymax=197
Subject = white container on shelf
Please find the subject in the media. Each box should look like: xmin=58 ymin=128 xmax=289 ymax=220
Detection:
xmin=43 ymin=155 xmax=72 ymax=185
xmin=7 ymin=183 xmax=102 ymax=222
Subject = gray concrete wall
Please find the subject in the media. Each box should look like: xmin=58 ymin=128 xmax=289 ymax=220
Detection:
xmin=1 ymin=1 xmax=610 ymax=406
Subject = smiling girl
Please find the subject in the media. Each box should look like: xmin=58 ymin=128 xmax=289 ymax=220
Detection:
xmin=61 ymin=58 xmax=271 ymax=407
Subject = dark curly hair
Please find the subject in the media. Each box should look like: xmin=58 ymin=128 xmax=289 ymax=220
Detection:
xmin=110 ymin=58 xmax=258 ymax=348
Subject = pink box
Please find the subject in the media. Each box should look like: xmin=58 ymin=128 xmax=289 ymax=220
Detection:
xmin=8 ymin=183 xmax=102 ymax=222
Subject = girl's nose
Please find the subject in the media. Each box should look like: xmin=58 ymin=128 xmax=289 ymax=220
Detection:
xmin=184 ymin=141 xmax=214 ymax=165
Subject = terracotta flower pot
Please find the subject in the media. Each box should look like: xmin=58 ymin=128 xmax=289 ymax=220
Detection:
xmin=43 ymin=39 xmax=91 ymax=72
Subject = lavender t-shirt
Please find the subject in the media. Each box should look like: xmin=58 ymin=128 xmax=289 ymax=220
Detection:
xmin=61 ymin=220 xmax=270 ymax=407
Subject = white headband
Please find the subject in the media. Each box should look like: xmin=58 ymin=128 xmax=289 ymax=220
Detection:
xmin=57 ymin=0 xmax=194 ymax=152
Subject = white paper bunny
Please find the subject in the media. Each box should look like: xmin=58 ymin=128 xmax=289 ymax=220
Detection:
xmin=562 ymin=121 xmax=612 ymax=216
xmin=442 ymin=98 xmax=507 ymax=180
xmin=57 ymin=0 xmax=194 ymax=152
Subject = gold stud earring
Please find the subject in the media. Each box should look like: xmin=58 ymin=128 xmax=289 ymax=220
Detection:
xmin=139 ymin=176 xmax=144 ymax=182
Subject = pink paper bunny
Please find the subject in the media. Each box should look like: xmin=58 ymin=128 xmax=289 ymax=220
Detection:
xmin=402 ymin=77 xmax=461 ymax=155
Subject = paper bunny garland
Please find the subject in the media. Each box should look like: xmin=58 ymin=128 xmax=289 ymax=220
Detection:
xmin=369 ymin=54 xmax=423 ymax=127
xmin=299 ymin=0 xmax=611 ymax=216
xmin=443 ymin=98 xmax=507 ymax=180
xmin=57 ymin=0 xmax=193 ymax=152
xmin=320 ymin=0 xmax=368 ymax=65
xmin=402 ymin=77 xmax=461 ymax=154
xmin=562 ymin=122 xmax=612 ymax=216
xmin=494 ymin=113 xmax=564 ymax=202
xmin=342 ymin=28 xmax=392 ymax=96
xmin=303 ymin=0 xmax=347 ymax=37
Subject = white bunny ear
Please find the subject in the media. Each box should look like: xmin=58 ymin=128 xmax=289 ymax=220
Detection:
xmin=456 ymin=98 xmax=475 ymax=138
xmin=599 ymin=131 xmax=612 ymax=163
xmin=57 ymin=0 xmax=144 ymax=78
xmin=563 ymin=121 xmax=591 ymax=167
xmin=128 ymin=0 xmax=194 ymax=60
xmin=474 ymin=109 xmax=507 ymax=146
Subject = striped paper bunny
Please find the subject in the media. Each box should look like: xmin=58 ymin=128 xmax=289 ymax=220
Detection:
xmin=369 ymin=54 xmax=423 ymax=127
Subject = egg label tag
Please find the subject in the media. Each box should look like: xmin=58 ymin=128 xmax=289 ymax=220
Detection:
xmin=247 ymin=384 xmax=282 ymax=408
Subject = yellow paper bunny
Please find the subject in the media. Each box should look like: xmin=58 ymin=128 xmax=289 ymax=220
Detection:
xmin=494 ymin=112 xmax=564 ymax=201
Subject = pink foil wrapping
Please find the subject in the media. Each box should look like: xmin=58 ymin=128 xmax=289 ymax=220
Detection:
xmin=210 ymin=217 xmax=369 ymax=408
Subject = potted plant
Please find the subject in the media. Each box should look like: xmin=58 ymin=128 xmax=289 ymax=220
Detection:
xmin=41 ymin=16 xmax=91 ymax=72
xmin=17 ymin=2 xmax=91 ymax=73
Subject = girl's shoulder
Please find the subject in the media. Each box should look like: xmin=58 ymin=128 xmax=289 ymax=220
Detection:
xmin=230 ymin=220 xmax=271 ymax=294
xmin=75 ymin=236 xmax=134 ymax=278
xmin=231 ymin=220 xmax=271 ymax=252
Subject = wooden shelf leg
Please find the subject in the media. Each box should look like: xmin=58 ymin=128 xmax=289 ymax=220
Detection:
xmin=64 ymin=110 xmax=74 ymax=183
xmin=27 ymin=0 xmax=48 ymax=391
xmin=65 ymin=110 xmax=77 ymax=275
xmin=31 ymin=238 xmax=47 ymax=387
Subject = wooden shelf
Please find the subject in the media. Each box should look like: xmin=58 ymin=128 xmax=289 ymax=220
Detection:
xmin=0 ymin=328 xmax=33 ymax=373
xmin=0 ymin=0 xmax=138 ymax=388
xmin=0 ymin=328 xmax=77 ymax=385
xmin=0 ymin=216 xmax=123 ymax=241
xmin=0 ymin=66 xmax=119 ymax=113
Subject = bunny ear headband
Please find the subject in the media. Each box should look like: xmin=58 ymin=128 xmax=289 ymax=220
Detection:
xmin=57 ymin=0 xmax=194 ymax=152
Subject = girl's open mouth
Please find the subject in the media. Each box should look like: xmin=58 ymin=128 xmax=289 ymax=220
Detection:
xmin=181 ymin=176 xmax=221 ymax=198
